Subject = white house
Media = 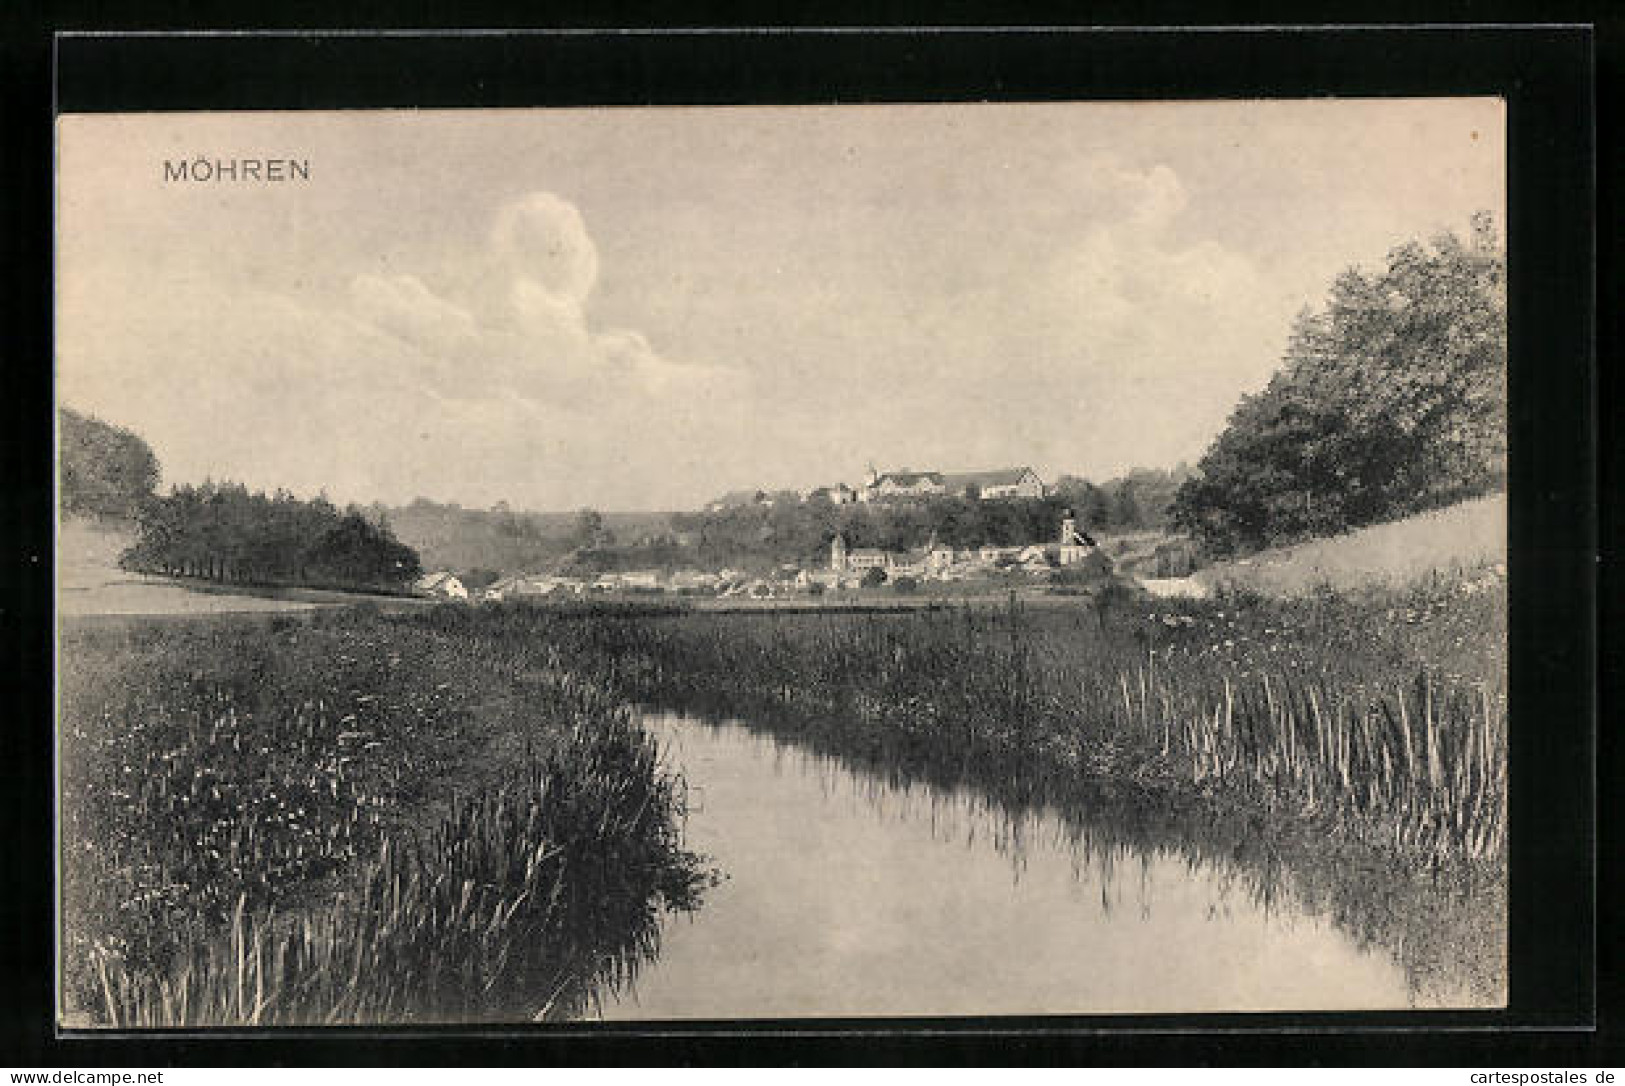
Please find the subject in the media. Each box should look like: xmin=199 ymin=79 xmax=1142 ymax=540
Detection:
xmin=859 ymin=465 xmax=1046 ymax=503
xmin=939 ymin=467 xmax=1046 ymax=500
xmin=832 ymin=536 xmax=887 ymax=570
xmin=805 ymin=483 xmax=858 ymax=505
xmin=483 ymin=574 xmax=569 ymax=602
xmin=415 ymin=571 xmax=469 ymax=600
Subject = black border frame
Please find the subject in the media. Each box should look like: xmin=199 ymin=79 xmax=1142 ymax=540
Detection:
xmin=4 ymin=20 xmax=1603 ymax=1067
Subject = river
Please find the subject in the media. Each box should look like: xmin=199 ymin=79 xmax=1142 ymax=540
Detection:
xmin=596 ymin=712 xmax=1476 ymax=1020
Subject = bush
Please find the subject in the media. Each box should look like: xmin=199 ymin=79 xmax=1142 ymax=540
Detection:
xmin=892 ymin=575 xmax=919 ymax=594
xmin=861 ymin=567 xmax=888 ymax=588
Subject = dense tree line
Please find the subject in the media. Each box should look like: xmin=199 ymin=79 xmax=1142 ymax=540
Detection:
xmin=59 ymin=407 xmax=160 ymax=520
xmin=1051 ymin=465 xmax=1192 ymax=533
xmin=1172 ymin=214 xmax=1506 ymax=556
xmin=122 ymin=482 xmax=421 ymax=590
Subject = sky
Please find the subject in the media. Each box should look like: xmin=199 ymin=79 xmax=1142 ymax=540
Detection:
xmin=56 ymin=100 xmax=1504 ymax=511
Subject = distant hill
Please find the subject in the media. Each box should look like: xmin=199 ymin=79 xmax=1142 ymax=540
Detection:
xmin=1196 ymin=492 xmax=1505 ymax=597
xmin=384 ymin=500 xmax=676 ymax=574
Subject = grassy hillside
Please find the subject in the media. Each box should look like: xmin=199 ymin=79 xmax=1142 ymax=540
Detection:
xmin=1197 ymin=493 xmax=1506 ymax=597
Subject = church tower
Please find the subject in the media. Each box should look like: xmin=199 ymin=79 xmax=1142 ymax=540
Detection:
xmin=831 ymin=534 xmax=848 ymax=572
xmin=1058 ymin=508 xmax=1093 ymax=566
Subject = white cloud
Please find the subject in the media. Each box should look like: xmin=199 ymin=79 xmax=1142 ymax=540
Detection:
xmin=58 ymin=190 xmax=748 ymax=508
xmin=1044 ymin=158 xmax=1290 ymax=387
xmin=340 ymin=191 xmax=734 ymax=410
xmin=350 ymin=272 xmax=479 ymax=357
xmin=490 ymin=191 xmax=600 ymax=304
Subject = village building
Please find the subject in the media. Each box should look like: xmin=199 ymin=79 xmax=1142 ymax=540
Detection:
xmin=669 ymin=569 xmax=721 ymax=592
xmin=705 ymin=489 xmax=767 ymax=513
xmin=940 ymin=467 xmax=1046 ymax=500
xmin=805 ymin=483 xmax=858 ymax=505
xmin=414 ymin=571 xmax=469 ymax=600
xmin=830 ymin=535 xmax=894 ymax=572
xmin=864 ymin=469 xmax=946 ymax=501
xmin=847 ymin=549 xmax=891 ymax=571
xmin=856 ymin=465 xmax=1046 ymax=503
xmin=1057 ymin=510 xmax=1099 ymax=566
xmin=482 ymin=573 xmax=566 ymax=601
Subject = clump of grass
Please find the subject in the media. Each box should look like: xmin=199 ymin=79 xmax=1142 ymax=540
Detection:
xmin=86 ymin=716 xmax=704 ymax=1026
xmin=60 ymin=614 xmax=706 ymax=1027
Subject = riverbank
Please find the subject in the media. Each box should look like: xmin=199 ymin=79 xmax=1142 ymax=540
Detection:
xmin=405 ymin=566 xmax=1507 ymax=1001
xmin=58 ymin=611 xmax=708 ymax=1026
xmin=425 ymin=567 xmax=1506 ymax=871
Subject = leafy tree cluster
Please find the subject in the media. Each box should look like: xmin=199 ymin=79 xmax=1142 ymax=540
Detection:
xmin=1051 ymin=465 xmax=1193 ymax=533
xmin=1172 ymin=214 xmax=1506 ymax=555
xmin=59 ymin=407 xmax=160 ymax=520
xmin=122 ymin=482 xmax=421 ymax=590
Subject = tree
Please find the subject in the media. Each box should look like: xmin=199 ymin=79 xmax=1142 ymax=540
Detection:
xmin=124 ymin=481 xmax=421 ymax=589
xmin=1172 ymin=215 xmax=1506 ymax=554
xmin=59 ymin=407 xmax=159 ymax=519
xmin=571 ymin=508 xmax=614 ymax=549
xmin=1109 ymin=480 xmax=1142 ymax=530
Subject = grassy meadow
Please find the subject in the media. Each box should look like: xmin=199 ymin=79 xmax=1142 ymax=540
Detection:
xmin=1197 ymin=493 xmax=1507 ymax=597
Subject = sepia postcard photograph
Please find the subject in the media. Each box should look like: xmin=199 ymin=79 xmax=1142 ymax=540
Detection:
xmin=55 ymin=97 xmax=1512 ymax=1028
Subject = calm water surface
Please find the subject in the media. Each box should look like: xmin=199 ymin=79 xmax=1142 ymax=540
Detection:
xmin=599 ymin=712 xmax=1439 ymax=1019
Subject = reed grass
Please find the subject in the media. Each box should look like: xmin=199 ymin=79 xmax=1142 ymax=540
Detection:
xmin=421 ymin=565 xmax=1506 ymax=872
xmin=60 ymin=617 xmax=704 ymax=1027
xmin=86 ymin=716 xmax=701 ymax=1026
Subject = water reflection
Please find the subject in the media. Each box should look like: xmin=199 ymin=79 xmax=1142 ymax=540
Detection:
xmin=599 ymin=713 xmax=1499 ymax=1020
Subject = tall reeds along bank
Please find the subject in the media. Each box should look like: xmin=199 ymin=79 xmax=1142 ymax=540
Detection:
xmin=400 ymin=578 xmax=1506 ymax=1005
xmin=60 ymin=615 xmax=706 ymax=1026
xmin=429 ymin=569 xmax=1506 ymax=874
xmin=396 ymin=582 xmax=1508 ymax=1007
